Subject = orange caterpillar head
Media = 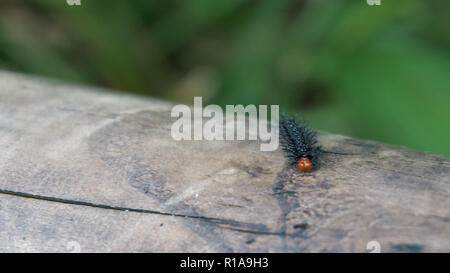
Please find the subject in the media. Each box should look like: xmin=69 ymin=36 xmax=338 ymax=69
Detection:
xmin=297 ymin=157 xmax=313 ymax=172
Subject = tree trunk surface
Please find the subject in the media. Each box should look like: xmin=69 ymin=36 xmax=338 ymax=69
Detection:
xmin=0 ymin=71 xmax=448 ymax=252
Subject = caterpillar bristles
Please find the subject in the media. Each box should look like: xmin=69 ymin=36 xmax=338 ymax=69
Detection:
xmin=279 ymin=114 xmax=322 ymax=171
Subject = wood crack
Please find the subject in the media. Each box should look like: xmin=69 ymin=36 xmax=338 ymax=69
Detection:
xmin=0 ymin=188 xmax=284 ymax=236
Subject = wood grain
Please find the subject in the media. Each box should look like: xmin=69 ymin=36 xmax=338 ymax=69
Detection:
xmin=0 ymin=71 xmax=448 ymax=252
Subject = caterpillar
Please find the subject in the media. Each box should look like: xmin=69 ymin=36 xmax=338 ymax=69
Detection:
xmin=279 ymin=115 xmax=322 ymax=171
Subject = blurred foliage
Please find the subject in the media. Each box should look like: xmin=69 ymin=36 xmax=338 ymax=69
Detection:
xmin=0 ymin=0 xmax=449 ymax=155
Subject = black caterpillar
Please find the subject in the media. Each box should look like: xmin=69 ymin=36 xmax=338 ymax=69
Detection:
xmin=279 ymin=115 xmax=322 ymax=171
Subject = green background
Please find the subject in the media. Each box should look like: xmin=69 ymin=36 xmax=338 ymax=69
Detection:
xmin=0 ymin=0 xmax=449 ymax=155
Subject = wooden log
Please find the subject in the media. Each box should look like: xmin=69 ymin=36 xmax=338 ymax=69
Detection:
xmin=0 ymin=71 xmax=448 ymax=253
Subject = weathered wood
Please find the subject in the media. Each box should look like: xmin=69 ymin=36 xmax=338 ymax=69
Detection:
xmin=0 ymin=71 xmax=449 ymax=252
